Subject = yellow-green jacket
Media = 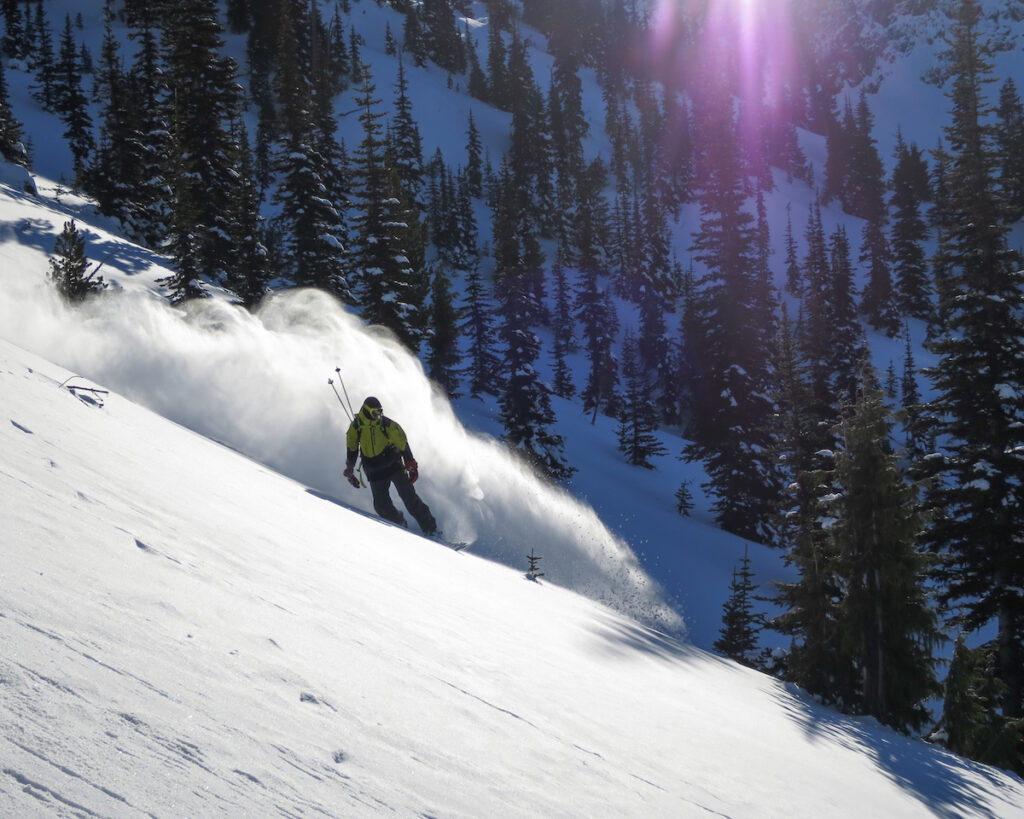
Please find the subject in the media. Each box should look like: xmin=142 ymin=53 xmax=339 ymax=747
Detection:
xmin=346 ymin=404 xmax=413 ymax=480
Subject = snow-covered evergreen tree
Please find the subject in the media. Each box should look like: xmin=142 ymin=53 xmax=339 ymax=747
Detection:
xmin=223 ymin=118 xmax=271 ymax=310
xmin=349 ymin=63 xmax=426 ymax=350
xmin=918 ymin=0 xmax=1024 ymax=766
xmin=271 ymin=0 xmax=348 ymax=300
xmin=159 ymin=0 xmax=241 ymax=301
xmin=48 ymin=219 xmax=104 ymax=302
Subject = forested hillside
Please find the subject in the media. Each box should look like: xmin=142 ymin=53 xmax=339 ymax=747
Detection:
xmin=1 ymin=0 xmax=1022 ymax=774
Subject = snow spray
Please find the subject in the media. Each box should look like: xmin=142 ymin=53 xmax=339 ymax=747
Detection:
xmin=0 ymin=264 xmax=683 ymax=634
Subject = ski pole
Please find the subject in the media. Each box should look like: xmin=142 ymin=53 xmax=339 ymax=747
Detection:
xmin=327 ymin=376 xmax=353 ymax=422
xmin=334 ymin=367 xmax=356 ymax=418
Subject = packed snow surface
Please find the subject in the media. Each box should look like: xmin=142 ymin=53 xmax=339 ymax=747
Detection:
xmin=3 ymin=337 xmax=1024 ymax=818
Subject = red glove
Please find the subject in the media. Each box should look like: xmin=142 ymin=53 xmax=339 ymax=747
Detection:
xmin=343 ymin=466 xmax=360 ymax=488
xmin=405 ymin=459 xmax=419 ymax=484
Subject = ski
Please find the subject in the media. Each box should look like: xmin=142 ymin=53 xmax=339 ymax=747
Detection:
xmin=430 ymin=534 xmax=470 ymax=552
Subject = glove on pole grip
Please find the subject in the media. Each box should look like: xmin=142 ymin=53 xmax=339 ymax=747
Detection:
xmin=405 ymin=459 xmax=419 ymax=484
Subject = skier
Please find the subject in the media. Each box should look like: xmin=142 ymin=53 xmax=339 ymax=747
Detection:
xmin=343 ymin=396 xmax=438 ymax=537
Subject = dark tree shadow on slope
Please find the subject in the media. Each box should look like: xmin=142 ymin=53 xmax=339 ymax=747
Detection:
xmin=3 ymin=216 xmax=165 ymax=279
xmin=588 ymin=612 xmax=1019 ymax=817
xmin=771 ymin=684 xmax=1019 ymax=818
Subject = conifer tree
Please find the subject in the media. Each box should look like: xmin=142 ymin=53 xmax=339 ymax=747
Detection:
xmin=674 ymin=480 xmax=694 ymax=516
xmin=55 ymin=14 xmax=94 ymax=186
xmin=574 ymin=262 xmax=619 ymax=423
xmin=461 ymin=263 xmax=502 ymax=399
xmin=770 ymin=310 xmax=823 ymax=675
xmin=124 ymin=2 xmax=170 ymax=248
xmin=465 ymin=109 xmax=483 ymax=197
xmin=783 ymin=204 xmax=802 ymax=297
xmin=858 ymin=210 xmax=899 ymax=336
xmin=350 ymin=64 xmax=425 ymax=349
xmin=27 ymin=2 xmax=57 ymax=111
xmin=160 ymin=0 xmax=242 ymax=300
xmin=326 ymin=6 xmax=350 ymax=91
xmin=800 ymin=209 xmax=862 ymax=446
xmin=494 ymin=226 xmax=574 ymax=481
xmin=671 ymin=262 xmax=700 ymax=426
xmin=549 ymin=48 xmax=587 ymax=183
xmin=714 ymin=547 xmax=761 ymax=667
xmin=773 ymin=302 xmax=816 ymax=503
xmin=89 ymin=1 xmax=141 ymax=224
xmin=1 ymin=0 xmax=26 ymax=59
xmin=890 ymin=133 xmax=933 ymax=320
xmin=310 ymin=9 xmax=351 ymax=251
xmin=616 ymin=330 xmax=666 ymax=468
xmin=771 ymin=310 xmax=845 ymax=691
xmin=485 ymin=22 xmax=508 ymax=110
xmin=506 ymin=30 xmax=554 ymax=237
xmin=919 ymin=0 xmax=1024 ymax=759
xmin=0 ymin=58 xmax=28 ymax=167
xmin=996 ymin=78 xmax=1024 ymax=222
xmin=826 ymin=226 xmax=863 ymax=400
xmin=928 ymin=138 xmax=955 ymax=320
xmin=770 ymin=443 xmax=845 ymax=702
xmin=464 ymin=26 xmax=487 ymax=104
xmin=898 ymin=328 xmax=929 ymax=463
xmin=271 ymin=6 xmax=348 ymax=300
xmin=452 ymin=172 xmax=479 ymax=272
xmin=429 ymin=162 xmax=458 ymax=264
xmin=223 ymin=118 xmax=271 ymax=310
xmin=656 ymin=87 xmax=694 ymax=215
xmin=937 ymin=636 xmax=1024 ymax=770
xmin=848 ymin=91 xmax=886 ymax=220
xmin=420 ymin=0 xmax=465 ymax=74
xmin=48 ymin=220 xmax=105 ymax=302
xmin=634 ymin=189 xmax=675 ymax=378
xmin=426 ymin=266 xmax=462 ymax=398
xmin=550 ymin=259 xmax=576 ymax=400
xmin=348 ymin=28 xmax=363 ymax=83
xmin=401 ymin=6 xmax=427 ymax=68
xmin=830 ymin=364 xmax=942 ymax=733
xmin=573 ymin=157 xmax=612 ymax=280
xmin=389 ymin=59 xmax=424 ymax=202
xmin=684 ymin=65 xmax=780 ymax=543
xmin=822 ymin=98 xmax=847 ymax=206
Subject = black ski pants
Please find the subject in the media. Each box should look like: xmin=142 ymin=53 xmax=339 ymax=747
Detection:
xmin=368 ymin=468 xmax=437 ymax=536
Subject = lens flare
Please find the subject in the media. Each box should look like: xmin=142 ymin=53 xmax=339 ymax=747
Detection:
xmin=647 ymin=0 xmax=800 ymax=169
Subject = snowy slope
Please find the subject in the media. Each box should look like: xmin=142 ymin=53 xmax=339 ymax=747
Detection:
xmin=4 ymin=336 xmax=1024 ymax=818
